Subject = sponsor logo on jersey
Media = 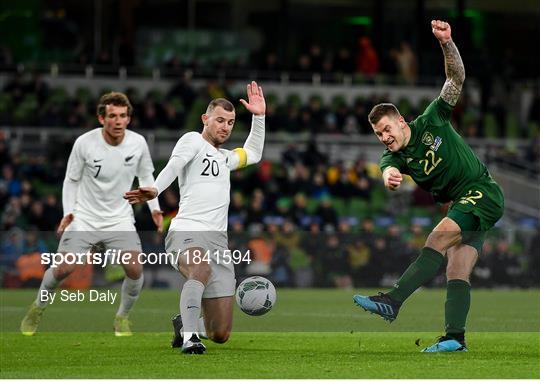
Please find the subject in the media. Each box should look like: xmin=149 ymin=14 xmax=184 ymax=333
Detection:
xmin=93 ymin=159 xmax=103 ymax=162
xmin=124 ymin=155 xmax=135 ymax=166
xmin=205 ymin=153 xmax=213 ymax=157
xmin=183 ymin=238 xmax=194 ymax=244
xmin=406 ymin=157 xmax=413 ymax=164
xmin=430 ymin=136 xmax=442 ymax=151
xmin=422 ymin=132 xmax=434 ymax=146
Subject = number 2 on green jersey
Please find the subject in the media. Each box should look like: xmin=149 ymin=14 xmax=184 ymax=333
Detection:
xmin=460 ymin=190 xmax=483 ymax=205
xmin=420 ymin=150 xmax=442 ymax=175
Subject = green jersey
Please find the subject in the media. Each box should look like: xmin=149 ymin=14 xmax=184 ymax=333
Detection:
xmin=379 ymin=97 xmax=488 ymax=203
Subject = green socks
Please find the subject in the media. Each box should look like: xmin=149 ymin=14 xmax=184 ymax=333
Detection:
xmin=387 ymin=247 xmax=445 ymax=303
xmin=445 ymin=279 xmax=471 ymax=339
xmin=385 ymin=247 xmax=470 ymax=341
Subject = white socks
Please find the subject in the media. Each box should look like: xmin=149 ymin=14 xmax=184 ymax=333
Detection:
xmin=197 ymin=317 xmax=208 ymax=339
xmin=116 ymin=275 xmax=144 ymax=317
xmin=180 ymin=279 xmax=205 ymax=344
xmin=35 ymin=268 xmax=60 ymax=308
xmin=180 ymin=317 xmax=207 ymax=339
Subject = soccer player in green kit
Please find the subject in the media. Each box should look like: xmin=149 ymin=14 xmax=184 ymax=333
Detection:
xmin=353 ymin=20 xmax=504 ymax=352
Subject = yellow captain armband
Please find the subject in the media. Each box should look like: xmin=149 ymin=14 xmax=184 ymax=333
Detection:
xmin=233 ymin=148 xmax=248 ymax=169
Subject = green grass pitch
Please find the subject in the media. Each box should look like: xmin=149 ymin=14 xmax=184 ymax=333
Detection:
xmin=1 ymin=288 xmax=539 ymax=378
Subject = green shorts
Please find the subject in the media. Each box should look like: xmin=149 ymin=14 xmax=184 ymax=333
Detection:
xmin=447 ymin=176 xmax=504 ymax=252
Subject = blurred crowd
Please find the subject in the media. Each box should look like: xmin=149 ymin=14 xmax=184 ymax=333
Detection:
xmin=225 ymin=225 xmax=539 ymax=290
xmin=1 ymin=132 xmax=538 ymax=289
xmin=2 ymin=73 xmax=540 ymax=143
xmin=163 ymin=39 xmax=416 ymax=85
xmin=0 ymin=39 xmax=428 ymax=84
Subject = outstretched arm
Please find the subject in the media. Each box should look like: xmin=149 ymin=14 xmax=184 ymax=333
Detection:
xmin=124 ymin=156 xmax=184 ymax=204
xmin=234 ymin=81 xmax=266 ymax=168
xmin=125 ymin=132 xmax=201 ymax=204
xmin=138 ymin=174 xmax=163 ymax=232
xmin=432 ymin=20 xmax=465 ymax=106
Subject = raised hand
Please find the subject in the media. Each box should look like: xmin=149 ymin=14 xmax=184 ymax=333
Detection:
xmin=239 ymin=81 xmax=266 ymax=116
xmin=124 ymin=187 xmax=158 ymax=205
xmin=431 ymin=20 xmax=452 ymax=44
xmin=433 ymin=19 xmax=464 ymax=106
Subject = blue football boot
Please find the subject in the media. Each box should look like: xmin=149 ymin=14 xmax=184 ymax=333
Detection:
xmin=421 ymin=336 xmax=468 ymax=353
xmin=353 ymin=292 xmax=401 ymax=322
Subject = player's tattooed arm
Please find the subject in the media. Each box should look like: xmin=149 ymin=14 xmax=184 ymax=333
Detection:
xmin=440 ymin=39 xmax=465 ymax=106
xmin=432 ymin=20 xmax=465 ymax=106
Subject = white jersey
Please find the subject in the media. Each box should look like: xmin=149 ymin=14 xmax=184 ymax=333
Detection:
xmin=65 ymin=128 xmax=155 ymax=227
xmin=169 ymin=132 xmax=240 ymax=232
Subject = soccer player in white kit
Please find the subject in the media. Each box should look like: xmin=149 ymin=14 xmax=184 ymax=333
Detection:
xmin=125 ymin=81 xmax=266 ymax=354
xmin=20 ymin=92 xmax=163 ymax=337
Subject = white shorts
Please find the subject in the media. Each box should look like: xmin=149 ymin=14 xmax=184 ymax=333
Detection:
xmin=165 ymin=231 xmax=235 ymax=299
xmin=57 ymin=218 xmax=142 ymax=255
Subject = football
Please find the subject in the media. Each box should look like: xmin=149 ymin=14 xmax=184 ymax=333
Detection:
xmin=235 ymin=276 xmax=277 ymax=316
